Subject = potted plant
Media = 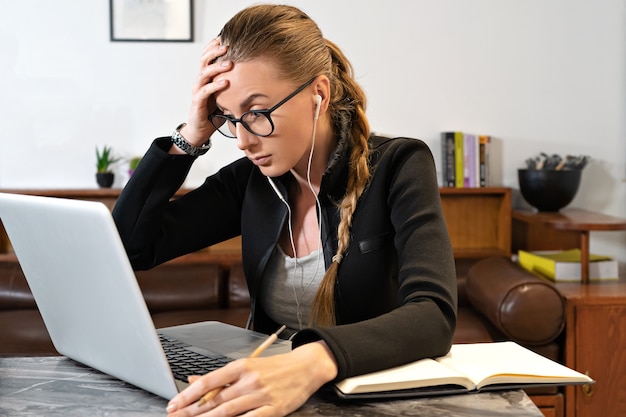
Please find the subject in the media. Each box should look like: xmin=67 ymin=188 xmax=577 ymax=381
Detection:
xmin=95 ymin=145 xmax=121 ymax=188
xmin=128 ymin=156 xmax=142 ymax=177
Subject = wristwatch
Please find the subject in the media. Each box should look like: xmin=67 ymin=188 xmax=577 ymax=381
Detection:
xmin=171 ymin=123 xmax=212 ymax=156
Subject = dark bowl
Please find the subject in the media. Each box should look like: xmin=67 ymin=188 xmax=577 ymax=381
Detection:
xmin=518 ymin=169 xmax=581 ymax=212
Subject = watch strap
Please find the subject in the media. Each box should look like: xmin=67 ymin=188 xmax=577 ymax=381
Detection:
xmin=171 ymin=123 xmax=211 ymax=156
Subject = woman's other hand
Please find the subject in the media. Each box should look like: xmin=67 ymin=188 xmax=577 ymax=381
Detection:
xmin=166 ymin=341 xmax=338 ymax=417
xmin=177 ymin=38 xmax=232 ymax=149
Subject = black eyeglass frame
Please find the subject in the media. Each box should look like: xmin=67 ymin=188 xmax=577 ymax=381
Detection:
xmin=209 ymin=76 xmax=316 ymax=138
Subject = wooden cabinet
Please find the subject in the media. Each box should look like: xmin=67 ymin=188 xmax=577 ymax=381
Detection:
xmin=513 ymin=209 xmax=626 ymax=417
xmin=556 ymin=283 xmax=626 ymax=417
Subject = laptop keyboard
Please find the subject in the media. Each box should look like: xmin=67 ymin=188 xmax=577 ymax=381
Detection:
xmin=159 ymin=333 xmax=233 ymax=381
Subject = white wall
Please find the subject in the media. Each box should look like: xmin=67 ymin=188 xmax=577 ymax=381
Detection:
xmin=1 ymin=0 xmax=625 ymax=262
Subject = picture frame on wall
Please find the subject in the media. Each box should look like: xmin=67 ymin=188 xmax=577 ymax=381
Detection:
xmin=110 ymin=0 xmax=193 ymax=42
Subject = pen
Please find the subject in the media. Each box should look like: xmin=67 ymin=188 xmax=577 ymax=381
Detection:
xmin=197 ymin=324 xmax=287 ymax=407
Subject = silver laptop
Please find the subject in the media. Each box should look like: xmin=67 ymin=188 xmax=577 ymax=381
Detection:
xmin=0 ymin=192 xmax=291 ymax=399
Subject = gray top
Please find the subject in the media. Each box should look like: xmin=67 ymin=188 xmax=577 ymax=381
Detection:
xmin=260 ymin=246 xmax=324 ymax=335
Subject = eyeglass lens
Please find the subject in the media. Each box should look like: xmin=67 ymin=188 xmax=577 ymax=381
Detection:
xmin=211 ymin=111 xmax=273 ymax=138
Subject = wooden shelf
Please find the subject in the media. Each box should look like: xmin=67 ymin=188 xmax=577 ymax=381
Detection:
xmin=513 ymin=209 xmax=626 ymax=232
xmin=1 ymin=188 xmax=512 ymax=264
xmin=439 ymin=187 xmax=512 ymax=259
xmin=0 ymin=188 xmax=238 ymax=264
xmin=513 ymin=209 xmax=626 ymax=284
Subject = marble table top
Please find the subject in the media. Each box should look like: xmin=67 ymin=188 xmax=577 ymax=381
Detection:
xmin=0 ymin=356 xmax=543 ymax=416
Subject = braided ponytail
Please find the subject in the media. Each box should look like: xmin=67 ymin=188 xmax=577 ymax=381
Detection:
xmin=309 ymin=40 xmax=371 ymax=327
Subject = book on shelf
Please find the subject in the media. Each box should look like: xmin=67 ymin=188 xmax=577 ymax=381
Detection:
xmin=334 ymin=341 xmax=593 ymax=399
xmin=440 ymin=131 xmax=490 ymax=188
xmin=440 ymin=131 xmax=456 ymax=187
xmin=518 ymin=249 xmax=619 ymax=281
xmin=463 ymin=133 xmax=478 ymax=187
xmin=478 ymin=135 xmax=490 ymax=187
xmin=454 ymin=131 xmax=464 ymax=188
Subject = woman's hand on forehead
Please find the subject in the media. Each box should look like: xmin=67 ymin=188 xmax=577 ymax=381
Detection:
xmin=178 ymin=38 xmax=232 ymax=147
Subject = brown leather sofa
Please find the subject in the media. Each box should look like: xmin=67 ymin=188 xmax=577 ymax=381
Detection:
xmin=0 ymin=259 xmax=252 ymax=356
xmin=0 ymin=256 xmax=566 ymax=363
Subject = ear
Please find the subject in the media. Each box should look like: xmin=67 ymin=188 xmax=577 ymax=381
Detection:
xmin=311 ymin=76 xmax=330 ymax=116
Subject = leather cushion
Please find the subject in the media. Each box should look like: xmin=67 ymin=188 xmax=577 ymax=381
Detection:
xmin=227 ymin=262 xmax=251 ymax=308
xmin=135 ymin=262 xmax=222 ymax=312
xmin=466 ymin=256 xmax=566 ymax=346
xmin=453 ymin=306 xmax=499 ymax=344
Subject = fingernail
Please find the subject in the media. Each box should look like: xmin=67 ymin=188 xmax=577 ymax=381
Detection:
xmin=221 ymin=60 xmax=230 ymax=67
xmin=166 ymin=402 xmax=177 ymax=413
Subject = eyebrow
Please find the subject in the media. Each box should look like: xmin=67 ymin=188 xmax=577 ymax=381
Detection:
xmin=217 ymin=92 xmax=270 ymax=114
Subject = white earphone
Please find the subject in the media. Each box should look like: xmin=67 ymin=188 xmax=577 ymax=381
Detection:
xmin=314 ymin=94 xmax=322 ymax=120
xmin=267 ymin=176 xmax=287 ymax=204
xmin=266 ymin=92 xmax=324 ymax=330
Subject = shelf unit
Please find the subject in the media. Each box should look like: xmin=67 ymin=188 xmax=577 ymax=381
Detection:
xmin=439 ymin=187 xmax=512 ymax=259
xmin=513 ymin=209 xmax=626 ymax=284
xmin=1 ymin=187 xmax=513 ymax=264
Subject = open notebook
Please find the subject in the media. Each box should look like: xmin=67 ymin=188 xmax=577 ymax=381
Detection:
xmin=335 ymin=341 xmax=593 ymax=399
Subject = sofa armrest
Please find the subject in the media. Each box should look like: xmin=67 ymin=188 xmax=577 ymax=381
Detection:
xmin=227 ymin=262 xmax=251 ymax=308
xmin=0 ymin=261 xmax=36 ymax=310
xmin=466 ymin=256 xmax=565 ymax=346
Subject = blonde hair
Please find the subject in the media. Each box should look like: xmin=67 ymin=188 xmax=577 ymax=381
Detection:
xmin=220 ymin=5 xmax=371 ymax=326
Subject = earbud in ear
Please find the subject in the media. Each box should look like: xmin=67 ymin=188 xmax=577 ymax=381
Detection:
xmin=314 ymin=95 xmax=322 ymax=120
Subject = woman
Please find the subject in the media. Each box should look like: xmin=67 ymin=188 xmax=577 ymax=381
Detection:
xmin=112 ymin=4 xmax=457 ymax=416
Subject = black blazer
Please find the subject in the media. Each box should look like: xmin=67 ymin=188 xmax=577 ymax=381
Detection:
xmin=113 ymin=134 xmax=457 ymax=380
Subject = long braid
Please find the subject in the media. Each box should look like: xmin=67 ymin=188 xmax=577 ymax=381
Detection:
xmin=309 ymin=40 xmax=371 ymax=327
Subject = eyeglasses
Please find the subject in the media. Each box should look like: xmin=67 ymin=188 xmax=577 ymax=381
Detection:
xmin=209 ymin=77 xmax=316 ymax=138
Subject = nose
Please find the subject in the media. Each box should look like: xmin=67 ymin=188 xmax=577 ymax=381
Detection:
xmin=236 ymin=124 xmax=260 ymax=150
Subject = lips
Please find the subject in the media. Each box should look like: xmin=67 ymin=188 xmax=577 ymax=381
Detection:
xmin=250 ymin=155 xmax=271 ymax=166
